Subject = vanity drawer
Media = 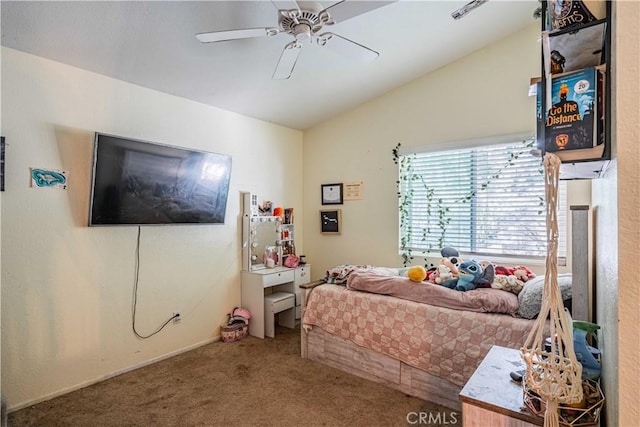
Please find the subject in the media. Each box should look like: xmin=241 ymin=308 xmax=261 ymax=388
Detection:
xmin=262 ymin=270 xmax=295 ymax=287
xmin=295 ymin=265 xmax=311 ymax=285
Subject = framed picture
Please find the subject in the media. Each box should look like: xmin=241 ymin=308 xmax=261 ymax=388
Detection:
xmin=321 ymin=183 xmax=343 ymax=205
xmin=320 ymin=209 xmax=341 ymax=234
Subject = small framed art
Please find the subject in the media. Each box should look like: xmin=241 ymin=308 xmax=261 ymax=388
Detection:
xmin=321 ymin=183 xmax=343 ymax=205
xmin=320 ymin=209 xmax=341 ymax=234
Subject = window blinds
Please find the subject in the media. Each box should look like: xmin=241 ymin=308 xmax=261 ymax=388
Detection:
xmin=398 ymin=140 xmax=567 ymax=260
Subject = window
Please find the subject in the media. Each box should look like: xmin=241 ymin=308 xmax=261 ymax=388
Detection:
xmin=397 ymin=137 xmax=566 ymax=262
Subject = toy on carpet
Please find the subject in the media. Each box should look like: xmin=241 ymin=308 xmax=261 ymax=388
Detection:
xmin=442 ymin=260 xmax=494 ymax=292
xmin=407 ymin=265 xmax=427 ymax=282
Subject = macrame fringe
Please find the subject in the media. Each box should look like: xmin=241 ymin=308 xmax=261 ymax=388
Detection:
xmin=544 ymin=400 xmax=560 ymax=427
xmin=521 ymin=153 xmax=584 ymax=426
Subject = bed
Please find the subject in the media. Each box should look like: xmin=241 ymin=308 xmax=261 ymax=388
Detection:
xmin=300 ymin=269 xmax=563 ymax=411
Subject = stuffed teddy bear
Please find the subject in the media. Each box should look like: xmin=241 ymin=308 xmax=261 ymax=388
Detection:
xmin=513 ymin=265 xmax=536 ymax=282
xmin=442 ymin=260 xmax=494 ymax=292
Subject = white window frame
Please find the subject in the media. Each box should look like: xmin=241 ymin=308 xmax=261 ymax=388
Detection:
xmin=397 ymin=133 xmax=567 ymax=265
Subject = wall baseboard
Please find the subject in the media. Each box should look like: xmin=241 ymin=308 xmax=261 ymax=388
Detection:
xmin=8 ymin=335 xmax=221 ymax=413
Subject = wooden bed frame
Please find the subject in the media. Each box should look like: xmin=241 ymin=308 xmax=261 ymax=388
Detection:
xmin=299 ymin=280 xmax=463 ymax=411
xmin=299 ymin=208 xmax=591 ymax=413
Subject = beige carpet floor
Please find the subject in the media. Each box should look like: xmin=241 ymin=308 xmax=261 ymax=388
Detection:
xmin=8 ymin=325 xmax=462 ymax=427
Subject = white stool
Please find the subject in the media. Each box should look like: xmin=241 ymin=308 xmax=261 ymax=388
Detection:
xmin=264 ymin=292 xmax=295 ymax=338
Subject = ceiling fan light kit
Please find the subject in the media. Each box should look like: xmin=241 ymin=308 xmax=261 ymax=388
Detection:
xmin=196 ymin=0 xmax=396 ymax=79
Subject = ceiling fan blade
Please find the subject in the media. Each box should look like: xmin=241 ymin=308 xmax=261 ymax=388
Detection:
xmin=322 ymin=0 xmax=397 ymax=24
xmin=317 ymin=33 xmax=378 ymax=63
xmin=272 ymin=41 xmax=302 ymax=80
xmin=271 ymin=0 xmax=300 ymax=11
xmin=196 ymin=27 xmax=280 ymax=43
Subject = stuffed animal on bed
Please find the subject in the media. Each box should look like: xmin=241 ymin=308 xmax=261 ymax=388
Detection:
xmin=491 ymin=264 xmax=536 ymax=282
xmin=513 ymin=265 xmax=536 ymax=282
xmin=407 ymin=265 xmax=427 ymax=282
xmin=442 ymin=260 xmax=495 ymax=292
xmin=426 ymin=257 xmax=459 ymax=284
xmin=441 ymin=246 xmax=461 ymax=269
xmin=492 ymin=274 xmax=525 ymax=294
xmin=434 ymin=264 xmax=454 ymax=284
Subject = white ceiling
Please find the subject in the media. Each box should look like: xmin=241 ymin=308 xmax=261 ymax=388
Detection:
xmin=1 ymin=1 xmax=538 ymax=130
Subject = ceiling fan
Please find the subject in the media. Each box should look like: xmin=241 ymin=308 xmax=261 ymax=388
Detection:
xmin=196 ymin=1 xmax=396 ymax=80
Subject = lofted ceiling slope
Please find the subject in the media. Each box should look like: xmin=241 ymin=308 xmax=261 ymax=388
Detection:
xmin=1 ymin=1 xmax=538 ymax=130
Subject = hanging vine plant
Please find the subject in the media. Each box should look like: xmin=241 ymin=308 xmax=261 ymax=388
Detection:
xmin=393 ymin=140 xmax=536 ymax=267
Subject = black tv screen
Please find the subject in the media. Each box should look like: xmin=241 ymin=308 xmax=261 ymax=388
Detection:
xmin=89 ymin=133 xmax=232 ymax=226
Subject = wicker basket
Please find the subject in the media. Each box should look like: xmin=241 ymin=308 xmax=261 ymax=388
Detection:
xmin=523 ymin=378 xmax=605 ymax=426
xmin=220 ymin=322 xmax=248 ymax=343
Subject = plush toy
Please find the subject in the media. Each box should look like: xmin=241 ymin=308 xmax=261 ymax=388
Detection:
xmin=428 ymin=258 xmax=459 ymax=285
xmin=426 ymin=247 xmax=462 ymax=285
xmin=434 ymin=264 xmax=453 ymax=284
xmin=443 ymin=260 xmax=495 ymax=292
xmin=407 ymin=265 xmax=427 ymax=282
xmin=425 ymin=267 xmax=437 ymax=283
xmin=441 ymin=246 xmax=459 ymax=259
xmin=494 ymin=265 xmax=515 ymax=276
xmin=513 ymin=265 xmax=536 ymax=282
xmin=440 ymin=257 xmax=459 ymax=278
xmin=491 ymin=274 xmax=525 ymax=294
xmin=441 ymin=246 xmax=461 ymax=270
xmin=491 ymin=264 xmax=536 ymax=284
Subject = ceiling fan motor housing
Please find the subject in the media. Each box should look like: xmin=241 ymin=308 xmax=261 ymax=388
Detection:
xmin=279 ymin=9 xmax=325 ymax=41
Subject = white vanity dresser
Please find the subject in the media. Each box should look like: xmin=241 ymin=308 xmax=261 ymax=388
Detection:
xmin=240 ymin=192 xmax=310 ymax=338
xmin=241 ymin=264 xmax=311 ymax=338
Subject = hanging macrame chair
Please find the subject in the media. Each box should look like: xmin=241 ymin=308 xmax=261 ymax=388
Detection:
xmin=521 ymin=153 xmax=584 ymax=427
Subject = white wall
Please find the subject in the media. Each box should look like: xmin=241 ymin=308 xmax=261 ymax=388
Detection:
xmin=302 ymin=24 xmax=590 ymax=280
xmin=0 ymin=47 xmax=303 ymax=409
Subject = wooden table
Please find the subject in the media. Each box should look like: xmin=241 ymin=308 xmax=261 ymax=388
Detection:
xmin=459 ymin=345 xmax=543 ymax=427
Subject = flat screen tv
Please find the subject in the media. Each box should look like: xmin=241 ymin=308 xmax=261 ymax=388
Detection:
xmin=89 ymin=133 xmax=232 ymax=226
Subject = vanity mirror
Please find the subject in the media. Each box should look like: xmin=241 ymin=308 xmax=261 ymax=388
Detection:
xmin=243 ymin=215 xmax=282 ymax=271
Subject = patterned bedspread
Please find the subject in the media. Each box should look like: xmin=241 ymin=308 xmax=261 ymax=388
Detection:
xmin=302 ymin=284 xmax=538 ymax=387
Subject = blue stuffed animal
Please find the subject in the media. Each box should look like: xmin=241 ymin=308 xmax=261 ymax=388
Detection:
xmin=442 ymin=260 xmax=494 ymax=292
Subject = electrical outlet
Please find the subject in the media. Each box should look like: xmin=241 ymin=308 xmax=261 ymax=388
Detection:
xmin=173 ymin=312 xmax=181 ymax=324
